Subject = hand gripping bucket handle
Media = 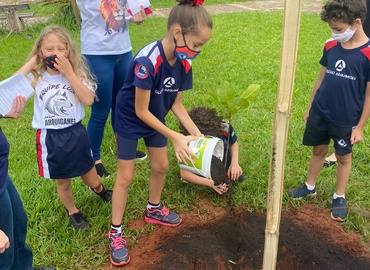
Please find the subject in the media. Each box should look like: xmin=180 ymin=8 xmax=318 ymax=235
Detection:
xmin=179 ymin=136 xmax=224 ymax=179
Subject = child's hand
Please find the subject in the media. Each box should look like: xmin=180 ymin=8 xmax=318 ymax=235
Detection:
xmin=172 ymin=133 xmax=198 ymax=164
xmin=0 ymin=230 xmax=10 ymax=254
xmin=350 ymin=127 xmax=364 ymax=145
xmin=20 ymin=55 xmax=40 ymax=74
xmin=227 ymin=163 xmax=243 ymax=181
xmin=54 ymin=54 xmax=73 ymax=76
xmin=132 ymin=6 xmax=146 ymax=25
xmin=212 ymin=183 xmax=228 ymax=195
xmin=4 ymin=96 xmax=27 ymax=119
xmin=29 ymin=55 xmax=40 ymax=70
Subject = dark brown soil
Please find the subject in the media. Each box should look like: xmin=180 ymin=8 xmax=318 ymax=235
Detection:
xmin=210 ymin=155 xmax=233 ymax=197
xmin=101 ymin=198 xmax=370 ymax=270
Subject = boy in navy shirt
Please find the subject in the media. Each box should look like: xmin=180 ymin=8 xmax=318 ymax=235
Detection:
xmin=288 ymin=0 xmax=370 ymax=222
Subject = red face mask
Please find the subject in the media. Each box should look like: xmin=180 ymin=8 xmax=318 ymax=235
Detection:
xmin=173 ymin=33 xmax=200 ymax=61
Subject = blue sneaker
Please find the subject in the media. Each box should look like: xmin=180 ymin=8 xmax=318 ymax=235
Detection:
xmin=287 ymin=183 xmax=317 ymax=199
xmin=331 ymin=197 xmax=347 ymax=222
xmin=108 ymin=232 xmax=130 ymax=266
xmin=145 ymin=205 xmax=182 ymax=227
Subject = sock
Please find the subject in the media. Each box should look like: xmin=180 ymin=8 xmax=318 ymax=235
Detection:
xmin=93 ymin=184 xmax=103 ymax=194
xmin=110 ymin=224 xmax=122 ymax=235
xmin=333 ymin=193 xmax=345 ymax=199
xmin=68 ymin=209 xmax=79 ymax=216
xmin=305 ymin=182 xmax=315 ymax=190
xmin=147 ymin=202 xmax=160 ymax=210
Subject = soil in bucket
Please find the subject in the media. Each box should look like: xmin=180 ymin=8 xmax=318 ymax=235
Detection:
xmin=180 ymin=137 xmax=224 ymax=179
xmin=210 ymin=155 xmax=232 ymax=197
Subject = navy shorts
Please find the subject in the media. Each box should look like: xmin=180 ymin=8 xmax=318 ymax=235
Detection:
xmin=116 ymin=132 xmax=167 ymax=160
xmin=36 ymin=122 xmax=95 ymax=179
xmin=303 ymin=107 xmax=353 ymax=156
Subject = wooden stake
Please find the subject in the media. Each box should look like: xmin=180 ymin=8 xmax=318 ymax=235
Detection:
xmin=262 ymin=0 xmax=302 ymax=269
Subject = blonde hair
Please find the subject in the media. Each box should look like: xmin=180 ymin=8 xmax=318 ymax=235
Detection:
xmin=27 ymin=25 xmax=96 ymax=92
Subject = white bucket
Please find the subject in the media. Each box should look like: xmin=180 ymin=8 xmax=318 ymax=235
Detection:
xmin=179 ymin=137 xmax=224 ymax=179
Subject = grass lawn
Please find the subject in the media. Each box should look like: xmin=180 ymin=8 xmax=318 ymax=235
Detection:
xmin=1 ymin=1 xmax=370 ymax=269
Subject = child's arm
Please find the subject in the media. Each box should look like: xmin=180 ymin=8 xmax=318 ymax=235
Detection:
xmin=171 ymin=93 xmax=202 ymax=136
xmin=54 ymin=54 xmax=95 ymax=106
xmin=180 ymin=169 xmax=228 ymax=195
xmin=304 ymin=66 xmax=326 ymax=123
xmin=351 ymin=82 xmax=370 ymax=144
xmin=227 ymin=140 xmax=243 ymax=181
xmin=15 ymin=55 xmax=39 ymax=76
xmin=135 ymin=88 xmax=198 ymax=163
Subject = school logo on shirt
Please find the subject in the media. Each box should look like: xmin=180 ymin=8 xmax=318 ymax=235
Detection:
xmin=135 ymin=64 xmax=149 ymax=79
xmin=45 ymin=90 xmax=72 ymax=116
xmin=335 ymin=60 xmax=346 ymax=72
xmin=164 ymin=77 xmax=175 ymax=88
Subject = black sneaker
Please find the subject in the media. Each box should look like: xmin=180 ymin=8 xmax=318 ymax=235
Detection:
xmin=90 ymin=184 xmax=112 ymax=202
xmin=32 ymin=268 xmax=54 ymax=270
xmin=287 ymin=183 xmax=317 ymax=199
xmin=95 ymin=163 xmax=110 ymax=178
xmin=68 ymin=210 xmax=89 ymax=230
xmin=331 ymin=197 xmax=347 ymax=222
xmin=136 ymin=151 xmax=147 ymax=161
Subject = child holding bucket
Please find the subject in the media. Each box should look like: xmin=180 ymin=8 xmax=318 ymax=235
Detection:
xmin=179 ymin=106 xmax=244 ymax=195
xmin=109 ymin=0 xmax=213 ymax=266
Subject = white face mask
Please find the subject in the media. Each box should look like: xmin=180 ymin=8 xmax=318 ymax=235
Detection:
xmin=331 ymin=26 xmax=356 ymax=43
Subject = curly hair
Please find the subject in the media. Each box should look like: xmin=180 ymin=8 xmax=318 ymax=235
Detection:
xmin=179 ymin=106 xmax=222 ymax=137
xmin=320 ymin=0 xmax=367 ymax=24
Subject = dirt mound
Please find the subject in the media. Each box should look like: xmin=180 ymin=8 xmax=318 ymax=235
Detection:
xmin=102 ymin=199 xmax=370 ymax=270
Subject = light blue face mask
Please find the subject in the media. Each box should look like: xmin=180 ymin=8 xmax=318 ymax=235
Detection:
xmin=331 ymin=26 xmax=356 ymax=43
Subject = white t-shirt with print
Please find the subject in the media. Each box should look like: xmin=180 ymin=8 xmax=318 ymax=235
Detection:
xmin=76 ymin=0 xmax=132 ymax=55
xmin=31 ymin=72 xmax=93 ymax=130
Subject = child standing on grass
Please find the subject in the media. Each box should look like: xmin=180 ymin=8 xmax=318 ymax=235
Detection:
xmin=179 ymin=106 xmax=244 ymax=195
xmin=287 ymin=0 xmax=370 ymax=222
xmin=16 ymin=25 xmax=112 ymax=231
xmin=108 ymin=0 xmax=212 ymax=266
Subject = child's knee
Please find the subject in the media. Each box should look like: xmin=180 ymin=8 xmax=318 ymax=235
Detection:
xmin=336 ymin=153 xmax=352 ymax=165
xmin=55 ymin=179 xmax=72 ymax=190
xmin=151 ymin=162 xmax=168 ymax=176
xmin=312 ymin=145 xmax=329 ymax=156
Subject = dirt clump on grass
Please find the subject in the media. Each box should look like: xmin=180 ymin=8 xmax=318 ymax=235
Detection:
xmin=102 ymin=198 xmax=370 ymax=270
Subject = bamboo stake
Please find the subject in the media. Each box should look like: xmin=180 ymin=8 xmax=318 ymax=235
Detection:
xmin=262 ymin=0 xmax=302 ymax=269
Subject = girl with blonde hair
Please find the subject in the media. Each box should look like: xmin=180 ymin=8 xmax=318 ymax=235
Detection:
xmin=17 ymin=25 xmax=112 ymax=231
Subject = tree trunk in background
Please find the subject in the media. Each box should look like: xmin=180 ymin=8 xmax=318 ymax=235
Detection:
xmin=70 ymin=0 xmax=81 ymax=25
xmin=5 ymin=8 xmax=24 ymax=34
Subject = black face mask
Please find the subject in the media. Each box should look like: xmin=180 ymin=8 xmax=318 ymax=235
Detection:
xmin=42 ymin=55 xmax=58 ymax=71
